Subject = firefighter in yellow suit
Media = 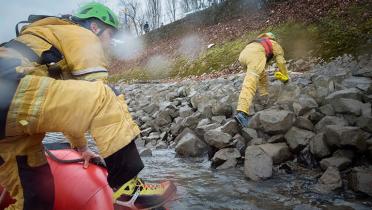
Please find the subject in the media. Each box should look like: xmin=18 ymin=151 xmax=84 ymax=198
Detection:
xmin=0 ymin=3 xmax=175 ymax=210
xmin=235 ymin=32 xmax=289 ymax=127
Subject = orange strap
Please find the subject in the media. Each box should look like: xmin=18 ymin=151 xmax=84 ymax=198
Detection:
xmin=256 ymin=38 xmax=273 ymax=59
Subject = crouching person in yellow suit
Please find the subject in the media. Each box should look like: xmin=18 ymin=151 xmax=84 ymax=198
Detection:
xmin=0 ymin=74 xmax=176 ymax=210
xmin=235 ymin=32 xmax=290 ymax=127
xmin=0 ymin=2 xmax=176 ymax=209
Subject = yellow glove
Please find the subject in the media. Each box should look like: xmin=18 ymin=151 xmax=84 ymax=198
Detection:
xmin=274 ymin=71 xmax=289 ymax=83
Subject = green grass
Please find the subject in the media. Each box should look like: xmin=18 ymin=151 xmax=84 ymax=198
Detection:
xmin=109 ymin=4 xmax=371 ymax=83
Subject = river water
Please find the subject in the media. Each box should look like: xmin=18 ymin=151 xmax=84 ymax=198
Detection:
xmin=43 ymin=133 xmax=372 ymax=210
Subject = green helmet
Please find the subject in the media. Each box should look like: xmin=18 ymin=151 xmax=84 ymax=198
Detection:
xmin=257 ymin=32 xmax=277 ymax=40
xmin=75 ymin=2 xmax=119 ymax=29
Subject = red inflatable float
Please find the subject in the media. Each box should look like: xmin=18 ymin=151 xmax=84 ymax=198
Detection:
xmin=0 ymin=149 xmax=114 ymax=210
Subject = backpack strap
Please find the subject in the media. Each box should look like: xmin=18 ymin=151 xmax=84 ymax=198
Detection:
xmin=255 ymin=38 xmax=273 ymax=61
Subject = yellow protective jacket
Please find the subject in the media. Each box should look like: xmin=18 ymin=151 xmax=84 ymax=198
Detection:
xmin=238 ymin=39 xmax=288 ymax=76
xmin=1 ymin=17 xmax=109 ymax=81
xmin=236 ymin=39 xmax=288 ymax=114
xmin=0 ymin=17 xmax=116 ymax=148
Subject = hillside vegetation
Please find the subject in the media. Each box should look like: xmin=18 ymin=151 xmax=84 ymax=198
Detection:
xmin=109 ymin=0 xmax=371 ymax=83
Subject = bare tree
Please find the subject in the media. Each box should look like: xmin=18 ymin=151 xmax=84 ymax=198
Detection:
xmin=180 ymin=0 xmax=191 ymax=13
xmin=119 ymin=0 xmax=144 ymax=35
xmin=165 ymin=0 xmax=177 ymax=22
xmin=145 ymin=0 xmax=162 ymax=29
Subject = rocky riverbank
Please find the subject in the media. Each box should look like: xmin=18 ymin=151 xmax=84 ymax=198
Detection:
xmin=116 ymin=54 xmax=372 ymax=205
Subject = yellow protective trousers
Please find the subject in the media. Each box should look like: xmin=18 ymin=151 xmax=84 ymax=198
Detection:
xmin=0 ymin=75 xmax=140 ymax=210
xmin=237 ymin=42 xmax=268 ymax=114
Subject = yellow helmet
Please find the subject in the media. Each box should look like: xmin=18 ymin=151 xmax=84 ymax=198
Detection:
xmin=257 ymin=32 xmax=276 ymax=40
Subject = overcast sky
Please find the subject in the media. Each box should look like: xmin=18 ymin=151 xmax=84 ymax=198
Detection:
xmin=0 ymin=0 xmax=121 ymax=43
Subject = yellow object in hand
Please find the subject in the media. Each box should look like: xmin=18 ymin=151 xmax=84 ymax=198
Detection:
xmin=274 ymin=72 xmax=289 ymax=82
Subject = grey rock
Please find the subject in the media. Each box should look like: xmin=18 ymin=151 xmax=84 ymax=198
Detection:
xmin=143 ymin=104 xmax=159 ymax=115
xmin=179 ymin=106 xmax=194 ymax=118
xmin=216 ymin=158 xmax=237 ymax=170
xmin=155 ymin=141 xmax=168 ymax=149
xmin=211 ymin=115 xmax=226 ymax=124
xmin=244 ymin=146 xmax=273 ymax=181
xmin=319 ymin=104 xmax=335 ymax=116
xmin=342 ymin=76 xmax=372 ymax=92
xmin=204 ymin=128 xmax=233 ymax=149
xmin=331 ymin=98 xmax=366 ymax=116
xmin=352 ymin=61 xmax=372 ymax=77
xmin=241 ymin=127 xmax=258 ymax=141
xmin=312 ymin=75 xmax=335 ymax=101
xmin=154 ymin=110 xmax=172 ymax=126
xmin=314 ymin=116 xmax=348 ymax=133
xmin=195 ymin=123 xmax=219 ymax=139
xmin=233 ymin=134 xmax=247 ymax=155
xmin=258 ymin=143 xmax=291 ymax=164
xmin=277 ymin=83 xmax=301 ymax=104
xmin=325 ymin=125 xmax=369 ymax=151
xmin=249 ymin=138 xmax=265 ymax=146
xmin=333 ymin=149 xmax=354 ymax=160
xmin=182 ymin=112 xmax=202 ymax=129
xmin=175 ymin=129 xmax=208 ymax=157
xmin=309 ymin=133 xmax=331 ymax=159
xmin=307 ymin=110 xmax=325 ymax=124
xmin=197 ymin=118 xmax=211 ymax=127
xmin=320 ymin=156 xmax=351 ymax=170
xmin=174 ymin=128 xmax=196 ymax=145
xmin=220 ymin=119 xmax=239 ymax=136
xmin=140 ymin=127 xmax=153 ymax=137
xmin=212 ymin=101 xmax=232 ymax=117
xmin=139 ymin=148 xmax=153 ymax=157
xmin=267 ymin=134 xmax=285 ymax=143
xmin=350 ymin=167 xmax=372 ymax=196
xmin=258 ymin=110 xmax=295 ymax=134
xmin=294 ymin=117 xmax=314 ymax=131
xmin=285 ymin=127 xmax=315 ymax=152
xmin=293 ymin=95 xmax=318 ymax=116
xmin=324 ymin=88 xmax=363 ymax=104
xmin=212 ymin=148 xmax=241 ymax=162
xmin=319 ymin=166 xmax=343 ymax=191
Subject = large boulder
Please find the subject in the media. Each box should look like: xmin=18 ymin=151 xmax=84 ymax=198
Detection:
xmin=320 ymin=156 xmax=351 ymax=170
xmin=342 ymin=76 xmax=372 ymax=92
xmin=179 ymin=106 xmax=194 ymax=118
xmin=211 ymin=148 xmax=241 ymax=164
xmin=324 ymin=88 xmax=363 ymax=104
xmin=175 ymin=129 xmax=208 ymax=157
xmin=314 ymin=116 xmax=348 ymax=133
xmin=220 ymin=119 xmax=239 ymax=136
xmin=330 ymin=98 xmax=367 ymax=116
xmin=212 ymin=99 xmax=232 ymax=117
xmin=293 ymin=95 xmax=318 ymax=116
xmin=195 ymin=122 xmax=219 ymax=138
xmin=204 ymin=129 xmax=233 ymax=149
xmin=309 ymin=133 xmax=331 ymax=159
xmin=258 ymin=143 xmax=291 ymax=164
xmin=240 ymin=127 xmax=258 ymax=141
xmin=284 ymin=127 xmax=315 ymax=151
xmin=294 ymin=117 xmax=314 ymax=131
xmin=257 ymin=110 xmax=294 ymax=134
xmin=319 ymin=104 xmax=335 ymax=116
xmin=325 ymin=125 xmax=369 ymax=151
xmin=350 ymin=167 xmax=372 ymax=196
xmin=153 ymin=110 xmax=172 ymax=126
xmin=356 ymin=116 xmax=372 ymax=133
xmin=276 ymin=83 xmax=301 ymax=104
xmin=244 ymin=146 xmax=273 ymax=181
xmin=319 ymin=166 xmax=343 ymax=191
